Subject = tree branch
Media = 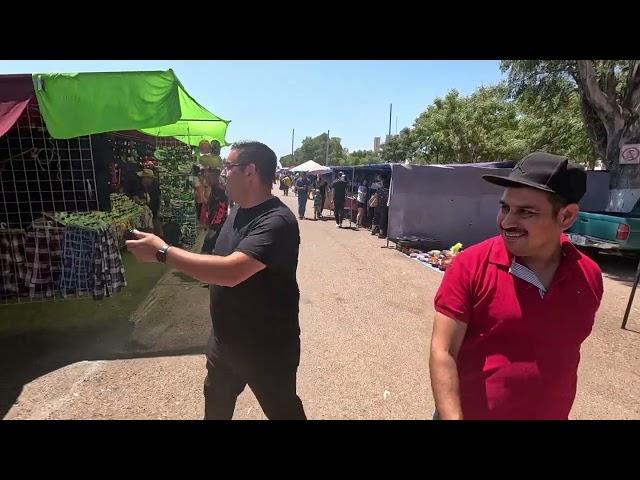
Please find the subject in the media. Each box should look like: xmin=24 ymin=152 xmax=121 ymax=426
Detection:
xmin=602 ymin=61 xmax=617 ymax=100
xmin=622 ymin=60 xmax=640 ymax=114
xmin=576 ymin=60 xmax=623 ymax=132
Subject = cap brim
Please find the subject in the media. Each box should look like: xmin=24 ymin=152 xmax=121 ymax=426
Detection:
xmin=481 ymin=174 xmax=556 ymax=194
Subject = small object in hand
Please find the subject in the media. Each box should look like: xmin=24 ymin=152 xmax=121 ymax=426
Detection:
xmin=124 ymin=229 xmax=137 ymax=241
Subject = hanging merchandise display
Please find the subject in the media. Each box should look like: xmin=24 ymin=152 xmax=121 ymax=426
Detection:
xmin=53 ymin=217 xmax=127 ymax=300
xmin=0 ymin=70 xmax=230 ymax=304
xmin=24 ymin=226 xmax=65 ymax=299
xmin=155 ymin=146 xmax=199 ymax=249
xmin=0 ymin=229 xmax=28 ymax=301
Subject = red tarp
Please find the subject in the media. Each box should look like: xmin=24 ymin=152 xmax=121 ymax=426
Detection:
xmin=0 ymin=74 xmax=35 ymax=138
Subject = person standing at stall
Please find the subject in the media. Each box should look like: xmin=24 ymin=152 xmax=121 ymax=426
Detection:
xmin=368 ymin=176 xmax=382 ymax=232
xmin=295 ymin=172 xmax=310 ymax=220
xmin=331 ymin=172 xmax=348 ymax=228
xmin=201 ymin=168 xmax=229 ymax=254
xmin=318 ymin=176 xmax=328 ymax=218
xmin=135 ymin=168 xmax=163 ymax=236
xmin=356 ymin=179 xmax=368 ymax=227
xmin=375 ymin=177 xmax=390 ymax=239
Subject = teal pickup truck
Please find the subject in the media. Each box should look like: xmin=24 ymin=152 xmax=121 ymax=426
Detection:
xmin=567 ymin=199 xmax=640 ymax=255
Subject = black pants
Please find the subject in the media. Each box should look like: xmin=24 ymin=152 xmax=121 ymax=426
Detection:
xmin=378 ymin=205 xmax=389 ymax=236
xmin=319 ymin=193 xmax=326 ymax=214
xmin=204 ymin=336 xmax=306 ymax=420
xmin=334 ymin=201 xmax=345 ymax=225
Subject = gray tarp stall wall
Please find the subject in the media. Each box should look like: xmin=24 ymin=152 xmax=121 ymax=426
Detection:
xmin=388 ymin=163 xmax=611 ymax=249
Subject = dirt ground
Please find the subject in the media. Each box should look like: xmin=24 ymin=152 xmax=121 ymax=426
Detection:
xmin=2 ymin=190 xmax=639 ymax=419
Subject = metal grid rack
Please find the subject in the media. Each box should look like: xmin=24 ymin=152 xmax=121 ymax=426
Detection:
xmin=0 ymin=102 xmax=101 ymax=305
xmin=0 ymin=102 xmax=99 ymax=229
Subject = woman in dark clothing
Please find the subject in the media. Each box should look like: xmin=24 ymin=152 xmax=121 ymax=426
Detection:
xmin=375 ymin=177 xmax=391 ymax=239
xmin=318 ymin=177 xmax=328 ymax=218
xmin=135 ymin=169 xmax=163 ymax=235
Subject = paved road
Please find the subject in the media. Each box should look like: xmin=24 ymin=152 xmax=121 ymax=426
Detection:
xmin=5 ymin=191 xmax=640 ymax=419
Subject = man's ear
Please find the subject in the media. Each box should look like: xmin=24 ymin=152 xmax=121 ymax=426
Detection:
xmin=246 ymin=163 xmax=260 ymax=180
xmin=560 ymin=203 xmax=579 ymax=230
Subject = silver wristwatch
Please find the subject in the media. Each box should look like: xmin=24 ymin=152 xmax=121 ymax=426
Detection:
xmin=155 ymin=244 xmax=171 ymax=263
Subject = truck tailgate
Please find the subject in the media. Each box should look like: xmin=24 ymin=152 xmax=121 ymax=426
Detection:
xmin=568 ymin=212 xmax=640 ymax=250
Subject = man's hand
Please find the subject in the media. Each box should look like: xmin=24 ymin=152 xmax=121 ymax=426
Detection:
xmin=125 ymin=230 xmax=166 ymax=263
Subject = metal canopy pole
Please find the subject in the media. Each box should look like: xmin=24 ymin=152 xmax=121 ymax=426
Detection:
xmin=622 ymin=258 xmax=640 ymax=329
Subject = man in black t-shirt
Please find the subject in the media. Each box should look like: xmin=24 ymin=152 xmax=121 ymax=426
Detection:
xmin=126 ymin=141 xmax=306 ymax=420
xmin=331 ymin=172 xmax=348 ymax=228
xmin=294 ymin=172 xmax=310 ymax=219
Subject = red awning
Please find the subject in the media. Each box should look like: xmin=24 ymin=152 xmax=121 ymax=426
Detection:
xmin=0 ymin=74 xmax=35 ymax=138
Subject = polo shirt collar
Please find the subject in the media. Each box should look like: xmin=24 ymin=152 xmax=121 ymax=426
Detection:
xmin=488 ymin=234 xmax=579 ymax=269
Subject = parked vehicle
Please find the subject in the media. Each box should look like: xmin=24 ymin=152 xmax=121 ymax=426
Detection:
xmin=567 ymin=199 xmax=640 ymax=256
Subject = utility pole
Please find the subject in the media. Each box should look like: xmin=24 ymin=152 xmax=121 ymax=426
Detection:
xmin=388 ymin=103 xmax=392 ymax=137
xmin=325 ymin=129 xmax=330 ymax=165
xmin=291 ymin=128 xmax=295 ymax=164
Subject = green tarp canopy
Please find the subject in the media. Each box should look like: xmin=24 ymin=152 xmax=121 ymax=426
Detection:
xmin=33 ymin=69 xmax=229 ymax=146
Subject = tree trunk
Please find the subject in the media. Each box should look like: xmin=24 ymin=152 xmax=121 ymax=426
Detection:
xmin=605 ymin=120 xmax=640 ymax=211
xmin=575 ymin=61 xmax=640 ymax=211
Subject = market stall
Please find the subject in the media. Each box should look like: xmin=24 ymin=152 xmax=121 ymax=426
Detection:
xmin=0 ymin=70 xmax=229 ymax=304
xmin=327 ymin=164 xmax=392 ymax=225
xmin=387 ymin=162 xmax=611 ymax=260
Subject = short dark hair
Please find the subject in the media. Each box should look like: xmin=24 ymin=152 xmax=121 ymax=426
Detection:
xmin=231 ymin=141 xmax=276 ymax=187
xmin=547 ymin=191 xmax=570 ymax=216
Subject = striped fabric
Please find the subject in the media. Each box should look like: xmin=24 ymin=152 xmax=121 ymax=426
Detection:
xmin=59 ymin=227 xmax=96 ymax=296
xmin=92 ymin=226 xmax=126 ymax=299
xmin=0 ymin=230 xmax=27 ymax=299
xmin=24 ymin=228 xmax=65 ymax=299
xmin=509 ymin=260 xmax=547 ymax=298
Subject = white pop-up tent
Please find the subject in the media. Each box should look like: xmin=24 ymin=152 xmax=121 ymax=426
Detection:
xmin=290 ymin=160 xmax=332 ymax=175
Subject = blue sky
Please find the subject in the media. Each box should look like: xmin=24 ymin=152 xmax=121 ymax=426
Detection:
xmin=0 ymin=60 xmax=503 ymax=159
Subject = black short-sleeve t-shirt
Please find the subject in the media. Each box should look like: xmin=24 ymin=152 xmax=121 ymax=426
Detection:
xmin=210 ymin=196 xmax=301 ymax=345
xmin=332 ymin=179 xmax=347 ymax=203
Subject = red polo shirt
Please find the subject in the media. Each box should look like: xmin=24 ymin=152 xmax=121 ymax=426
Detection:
xmin=434 ymin=235 xmax=603 ymax=420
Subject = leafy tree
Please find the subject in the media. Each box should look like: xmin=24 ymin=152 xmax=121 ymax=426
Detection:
xmin=501 ymin=60 xmax=640 ymax=189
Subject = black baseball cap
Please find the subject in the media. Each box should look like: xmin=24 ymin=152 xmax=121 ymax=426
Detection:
xmin=482 ymin=152 xmax=587 ymax=204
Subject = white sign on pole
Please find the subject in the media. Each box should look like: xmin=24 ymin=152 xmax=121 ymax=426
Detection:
xmin=619 ymin=144 xmax=640 ymax=165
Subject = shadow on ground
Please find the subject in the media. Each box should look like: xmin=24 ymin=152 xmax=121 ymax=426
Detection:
xmin=0 ymin=254 xmax=209 ymax=419
xmin=591 ymin=251 xmax=639 ymax=287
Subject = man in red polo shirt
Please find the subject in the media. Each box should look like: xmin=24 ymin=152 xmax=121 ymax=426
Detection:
xmin=430 ymin=152 xmax=603 ymax=420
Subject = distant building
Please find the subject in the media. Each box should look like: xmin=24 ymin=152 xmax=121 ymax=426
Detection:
xmin=373 ymin=137 xmax=381 ymax=152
